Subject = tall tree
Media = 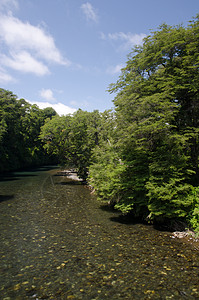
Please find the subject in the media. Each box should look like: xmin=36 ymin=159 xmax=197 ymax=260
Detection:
xmin=105 ymin=15 xmax=199 ymax=226
xmin=40 ymin=109 xmax=104 ymax=180
xmin=0 ymin=88 xmax=51 ymax=172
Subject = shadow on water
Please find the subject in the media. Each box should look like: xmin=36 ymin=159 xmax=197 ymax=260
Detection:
xmin=0 ymin=176 xmax=20 ymax=182
xmin=55 ymin=181 xmax=84 ymax=186
xmin=0 ymin=173 xmax=37 ymax=182
xmin=15 ymin=165 xmax=58 ymax=173
xmin=11 ymin=174 xmax=37 ymax=178
xmin=100 ymin=204 xmax=144 ymax=224
xmin=0 ymin=195 xmax=14 ymax=203
xmin=106 ymin=207 xmax=183 ymax=233
xmin=99 ymin=204 xmax=187 ymax=234
xmin=99 ymin=204 xmax=143 ymax=226
xmin=100 ymin=204 xmax=119 ymax=213
xmin=109 ymin=214 xmax=149 ymax=226
xmin=0 ymin=166 xmax=58 ymax=182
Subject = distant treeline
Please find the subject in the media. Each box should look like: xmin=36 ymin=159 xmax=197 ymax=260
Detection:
xmin=0 ymin=88 xmax=57 ymax=172
xmin=1 ymin=15 xmax=199 ymax=233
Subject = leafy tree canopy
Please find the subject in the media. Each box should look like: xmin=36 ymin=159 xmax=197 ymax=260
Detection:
xmin=0 ymin=88 xmax=52 ymax=171
xmin=92 ymin=15 xmax=199 ymax=230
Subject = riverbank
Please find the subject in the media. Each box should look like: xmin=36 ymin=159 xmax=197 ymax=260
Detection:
xmin=56 ymin=169 xmax=82 ymax=181
xmin=57 ymin=169 xmax=199 ymax=249
xmin=171 ymin=230 xmax=199 ymax=250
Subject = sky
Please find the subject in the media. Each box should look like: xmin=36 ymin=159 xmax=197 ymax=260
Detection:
xmin=0 ymin=0 xmax=199 ymax=115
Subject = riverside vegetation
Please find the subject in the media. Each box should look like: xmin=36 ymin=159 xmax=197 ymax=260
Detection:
xmin=1 ymin=15 xmax=199 ymax=234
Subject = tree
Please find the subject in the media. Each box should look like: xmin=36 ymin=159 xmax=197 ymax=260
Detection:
xmin=0 ymin=88 xmax=51 ymax=172
xmin=105 ymin=15 xmax=199 ymax=227
xmin=40 ymin=109 xmax=104 ymax=180
xmin=88 ymin=110 xmax=125 ymax=206
xmin=42 ymin=107 xmax=57 ymax=119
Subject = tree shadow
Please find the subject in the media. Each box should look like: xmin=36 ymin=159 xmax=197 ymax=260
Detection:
xmin=153 ymin=219 xmax=186 ymax=233
xmin=0 ymin=175 xmax=20 ymax=182
xmin=100 ymin=204 xmax=119 ymax=213
xmin=0 ymin=173 xmax=37 ymax=181
xmin=12 ymin=174 xmax=37 ymax=178
xmin=99 ymin=204 xmax=144 ymax=225
xmin=109 ymin=214 xmax=148 ymax=226
xmin=55 ymin=180 xmax=85 ymax=186
xmin=15 ymin=165 xmax=58 ymax=173
xmin=0 ymin=194 xmax=14 ymax=203
xmin=108 ymin=210 xmax=183 ymax=233
xmin=0 ymin=165 xmax=58 ymax=181
xmin=99 ymin=204 xmax=183 ymax=232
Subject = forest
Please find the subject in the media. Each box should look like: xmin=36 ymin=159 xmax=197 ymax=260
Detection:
xmin=1 ymin=15 xmax=199 ymax=233
xmin=0 ymin=89 xmax=58 ymax=172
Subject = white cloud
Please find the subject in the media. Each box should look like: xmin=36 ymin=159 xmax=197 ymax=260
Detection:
xmin=28 ymin=100 xmax=77 ymax=116
xmin=0 ymin=15 xmax=69 ymax=64
xmin=33 ymin=89 xmax=77 ymax=115
xmin=40 ymin=89 xmax=55 ymax=102
xmin=101 ymin=31 xmax=146 ymax=51
xmin=108 ymin=32 xmax=146 ymax=44
xmin=0 ymin=66 xmax=15 ymax=83
xmin=1 ymin=51 xmax=49 ymax=76
xmin=81 ymin=2 xmax=98 ymax=23
xmin=0 ymin=14 xmax=71 ymax=76
xmin=0 ymin=0 xmax=18 ymax=12
xmin=106 ymin=64 xmax=124 ymax=75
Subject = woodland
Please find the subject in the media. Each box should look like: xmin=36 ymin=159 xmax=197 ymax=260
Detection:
xmin=1 ymin=15 xmax=199 ymax=233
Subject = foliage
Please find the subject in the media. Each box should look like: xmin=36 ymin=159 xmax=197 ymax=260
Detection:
xmin=188 ymin=186 xmax=199 ymax=233
xmin=89 ymin=140 xmax=126 ymax=206
xmin=43 ymin=107 xmax=58 ymax=119
xmin=40 ymin=109 xmax=112 ymax=180
xmin=96 ymin=15 xmax=199 ymax=231
xmin=0 ymin=88 xmax=54 ymax=172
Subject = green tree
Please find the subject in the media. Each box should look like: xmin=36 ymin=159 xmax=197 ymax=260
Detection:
xmin=0 ymin=88 xmax=51 ymax=172
xmin=42 ymin=107 xmax=57 ymax=119
xmin=105 ymin=15 xmax=199 ymax=227
xmin=39 ymin=114 xmax=72 ymax=164
xmin=40 ymin=109 xmax=104 ymax=180
xmin=88 ymin=110 xmax=125 ymax=206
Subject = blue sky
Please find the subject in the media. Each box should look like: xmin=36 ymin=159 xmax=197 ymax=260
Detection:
xmin=0 ymin=0 xmax=199 ymax=115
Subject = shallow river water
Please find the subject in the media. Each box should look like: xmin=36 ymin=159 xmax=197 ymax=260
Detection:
xmin=0 ymin=166 xmax=199 ymax=299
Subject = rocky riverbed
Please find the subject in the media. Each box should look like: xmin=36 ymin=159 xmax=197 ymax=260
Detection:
xmin=0 ymin=167 xmax=199 ymax=299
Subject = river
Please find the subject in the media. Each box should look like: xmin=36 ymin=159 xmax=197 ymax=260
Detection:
xmin=0 ymin=166 xmax=199 ymax=299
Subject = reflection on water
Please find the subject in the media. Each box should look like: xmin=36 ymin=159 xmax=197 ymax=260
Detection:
xmin=0 ymin=167 xmax=199 ymax=299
